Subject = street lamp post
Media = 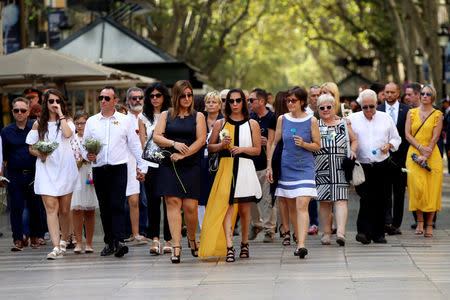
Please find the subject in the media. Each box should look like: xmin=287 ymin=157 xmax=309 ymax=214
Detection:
xmin=414 ymin=48 xmax=424 ymax=82
xmin=438 ymin=24 xmax=449 ymax=100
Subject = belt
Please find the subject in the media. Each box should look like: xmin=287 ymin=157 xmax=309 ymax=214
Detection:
xmin=360 ymin=159 xmax=388 ymax=167
xmin=8 ymin=168 xmax=35 ymax=175
xmin=93 ymin=163 xmax=126 ymax=170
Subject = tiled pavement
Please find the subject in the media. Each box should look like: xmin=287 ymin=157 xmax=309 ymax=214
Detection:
xmin=1 ymin=179 xmax=450 ymax=299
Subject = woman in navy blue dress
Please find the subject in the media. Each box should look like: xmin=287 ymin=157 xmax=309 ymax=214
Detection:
xmin=266 ymin=86 xmax=321 ymax=259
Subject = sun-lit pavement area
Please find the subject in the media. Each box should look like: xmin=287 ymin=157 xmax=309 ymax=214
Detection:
xmin=1 ymin=175 xmax=450 ymax=299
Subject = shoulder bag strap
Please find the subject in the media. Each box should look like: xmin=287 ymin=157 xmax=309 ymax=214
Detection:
xmin=413 ymin=109 xmax=436 ymax=137
xmin=342 ymin=118 xmax=351 ymax=158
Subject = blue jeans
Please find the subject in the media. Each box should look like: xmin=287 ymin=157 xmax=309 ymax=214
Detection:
xmin=308 ymin=198 xmax=318 ymax=226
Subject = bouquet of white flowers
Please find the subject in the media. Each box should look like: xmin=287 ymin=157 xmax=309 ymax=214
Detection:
xmin=32 ymin=140 xmax=59 ymax=162
xmin=83 ymin=138 xmax=103 ymax=164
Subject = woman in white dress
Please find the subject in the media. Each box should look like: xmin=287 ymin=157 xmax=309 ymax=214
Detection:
xmin=70 ymin=111 xmax=98 ymax=254
xmin=26 ymin=89 xmax=80 ymax=259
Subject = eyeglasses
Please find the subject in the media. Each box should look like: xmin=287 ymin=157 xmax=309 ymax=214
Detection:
xmin=221 ymin=98 xmax=226 ymax=102
xmin=48 ymin=99 xmax=62 ymax=104
xmin=362 ymin=104 xmax=375 ymax=110
xmin=98 ymin=95 xmax=111 ymax=101
xmin=319 ymin=105 xmax=332 ymax=111
xmin=131 ymin=96 xmax=144 ymax=101
xmin=149 ymin=93 xmax=162 ymax=99
xmin=180 ymin=93 xmax=193 ymax=99
xmin=285 ymin=98 xmax=299 ymax=104
xmin=247 ymin=98 xmax=258 ymax=103
xmin=74 ymin=122 xmax=86 ymax=126
xmin=420 ymin=92 xmax=432 ymax=96
xmin=228 ymin=98 xmax=243 ymax=104
xmin=13 ymin=108 xmax=27 ymax=113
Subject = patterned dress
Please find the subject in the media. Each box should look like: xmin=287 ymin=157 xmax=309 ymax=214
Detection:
xmin=313 ymin=119 xmax=349 ymax=202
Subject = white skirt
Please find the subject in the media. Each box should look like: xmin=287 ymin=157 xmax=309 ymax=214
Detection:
xmin=71 ymin=164 xmax=98 ymax=210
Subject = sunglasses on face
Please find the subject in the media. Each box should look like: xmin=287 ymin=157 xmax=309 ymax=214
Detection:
xmin=285 ymin=98 xmax=299 ymax=104
xmin=247 ymin=98 xmax=258 ymax=103
xmin=228 ymin=98 xmax=243 ymax=104
xmin=362 ymin=104 xmax=375 ymax=110
xmin=149 ymin=93 xmax=162 ymax=99
xmin=420 ymin=92 xmax=432 ymax=96
xmin=98 ymin=95 xmax=111 ymax=101
xmin=180 ymin=93 xmax=193 ymax=99
xmin=319 ymin=105 xmax=333 ymax=111
xmin=131 ymin=96 xmax=144 ymax=101
xmin=48 ymin=99 xmax=62 ymax=104
xmin=13 ymin=108 xmax=27 ymax=114
xmin=74 ymin=122 xmax=86 ymax=126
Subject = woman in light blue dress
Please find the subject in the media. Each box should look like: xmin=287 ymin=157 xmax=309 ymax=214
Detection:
xmin=266 ymin=86 xmax=321 ymax=259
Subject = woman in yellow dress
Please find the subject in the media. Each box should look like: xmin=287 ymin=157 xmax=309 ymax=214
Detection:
xmin=199 ymin=88 xmax=261 ymax=262
xmin=405 ymin=84 xmax=443 ymax=238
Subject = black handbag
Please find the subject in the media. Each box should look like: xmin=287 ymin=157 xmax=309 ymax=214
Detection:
xmin=142 ymin=131 xmax=165 ymax=164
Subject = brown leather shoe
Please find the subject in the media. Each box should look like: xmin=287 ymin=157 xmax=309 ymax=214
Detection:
xmin=30 ymin=237 xmax=40 ymax=249
xmin=11 ymin=240 xmax=24 ymax=252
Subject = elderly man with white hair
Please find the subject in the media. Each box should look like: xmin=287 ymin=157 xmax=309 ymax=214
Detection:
xmin=348 ymin=89 xmax=401 ymax=245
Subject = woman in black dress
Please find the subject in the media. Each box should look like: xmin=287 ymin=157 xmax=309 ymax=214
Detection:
xmin=153 ymin=80 xmax=206 ymax=263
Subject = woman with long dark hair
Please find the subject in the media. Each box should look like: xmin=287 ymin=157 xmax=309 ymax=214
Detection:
xmin=138 ymin=82 xmax=173 ymax=255
xmin=199 ymin=88 xmax=261 ymax=263
xmin=153 ymin=80 xmax=206 ymax=263
xmin=26 ymin=89 xmax=80 ymax=259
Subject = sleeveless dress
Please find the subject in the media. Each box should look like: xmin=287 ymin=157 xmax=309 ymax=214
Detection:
xmin=156 ymin=111 xmax=201 ymax=199
xmin=313 ymin=119 xmax=349 ymax=201
xmin=406 ymin=108 xmax=443 ymax=212
xmin=25 ymin=121 xmax=81 ymax=197
xmin=199 ymin=118 xmax=262 ymax=259
xmin=275 ymin=113 xmax=317 ymax=198
xmin=70 ymin=134 xmax=99 ymax=210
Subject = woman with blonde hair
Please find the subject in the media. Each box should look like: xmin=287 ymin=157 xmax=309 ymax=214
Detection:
xmin=321 ymin=82 xmax=340 ymax=115
xmin=405 ymin=84 xmax=443 ymax=238
xmin=153 ymin=80 xmax=206 ymax=263
xmin=198 ymin=91 xmax=223 ymax=226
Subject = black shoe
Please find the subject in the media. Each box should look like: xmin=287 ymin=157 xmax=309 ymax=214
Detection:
xmin=100 ymin=244 xmax=115 ymax=256
xmin=226 ymin=247 xmax=235 ymax=263
xmin=171 ymin=246 xmax=181 ymax=263
xmin=390 ymin=226 xmax=402 ymax=235
xmin=355 ymin=233 xmax=371 ymax=245
xmin=114 ymin=242 xmax=129 ymax=257
xmin=372 ymin=237 xmax=387 ymax=244
xmin=188 ymin=238 xmax=198 ymax=258
xmin=411 ymin=223 xmax=417 ymax=229
xmin=294 ymin=248 xmax=308 ymax=259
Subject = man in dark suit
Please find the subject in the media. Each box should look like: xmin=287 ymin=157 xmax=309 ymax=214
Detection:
xmin=377 ymin=82 xmax=411 ymax=235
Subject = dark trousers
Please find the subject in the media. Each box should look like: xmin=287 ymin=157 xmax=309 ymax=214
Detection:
xmin=7 ymin=171 xmax=42 ymax=241
xmin=355 ymin=160 xmax=390 ymax=240
xmin=145 ymin=167 xmax=171 ymax=241
xmin=308 ymin=198 xmax=318 ymax=226
xmin=124 ymin=182 xmax=148 ymax=237
xmin=385 ymin=163 xmax=407 ymax=228
xmin=93 ymin=164 xmax=127 ymax=246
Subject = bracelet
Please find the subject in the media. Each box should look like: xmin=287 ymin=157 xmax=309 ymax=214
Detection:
xmin=59 ymin=116 xmax=65 ymax=120
xmin=418 ymin=144 xmax=422 ymax=150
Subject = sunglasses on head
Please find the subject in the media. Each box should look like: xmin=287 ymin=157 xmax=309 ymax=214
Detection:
xmin=362 ymin=104 xmax=375 ymax=110
xmin=48 ymin=99 xmax=62 ymax=104
xmin=228 ymin=98 xmax=243 ymax=104
xmin=98 ymin=95 xmax=111 ymax=101
xmin=131 ymin=96 xmax=144 ymax=101
xmin=180 ymin=93 xmax=193 ymax=99
xmin=247 ymin=98 xmax=257 ymax=103
xmin=149 ymin=93 xmax=162 ymax=99
xmin=13 ymin=108 xmax=27 ymax=114
xmin=420 ymin=92 xmax=432 ymax=96
xmin=319 ymin=105 xmax=333 ymax=111
xmin=285 ymin=98 xmax=299 ymax=104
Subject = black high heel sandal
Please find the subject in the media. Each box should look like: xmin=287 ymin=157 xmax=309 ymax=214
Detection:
xmin=281 ymin=230 xmax=291 ymax=246
xmin=226 ymin=247 xmax=235 ymax=263
xmin=239 ymin=242 xmax=249 ymax=258
xmin=188 ymin=238 xmax=199 ymax=257
xmin=171 ymin=246 xmax=181 ymax=264
xmin=294 ymin=247 xmax=308 ymax=259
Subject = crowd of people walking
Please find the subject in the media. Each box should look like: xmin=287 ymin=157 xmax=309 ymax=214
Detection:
xmin=1 ymin=79 xmax=444 ymax=262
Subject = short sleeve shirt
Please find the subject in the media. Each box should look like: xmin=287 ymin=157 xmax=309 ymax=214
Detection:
xmin=250 ymin=110 xmax=276 ymax=171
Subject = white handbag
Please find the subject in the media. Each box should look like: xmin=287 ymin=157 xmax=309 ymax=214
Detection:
xmin=351 ymin=161 xmax=365 ymax=186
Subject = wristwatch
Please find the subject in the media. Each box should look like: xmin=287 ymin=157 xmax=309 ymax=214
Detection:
xmin=171 ymin=141 xmax=176 ymax=147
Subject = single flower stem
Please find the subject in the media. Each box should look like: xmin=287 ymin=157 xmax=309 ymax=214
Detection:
xmin=161 ymin=150 xmax=187 ymax=194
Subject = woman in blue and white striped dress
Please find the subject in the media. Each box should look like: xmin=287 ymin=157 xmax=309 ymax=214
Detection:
xmin=266 ymin=86 xmax=321 ymax=259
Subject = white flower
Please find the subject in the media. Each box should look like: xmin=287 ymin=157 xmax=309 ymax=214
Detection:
xmin=0 ymin=176 xmax=9 ymax=183
xmin=155 ymin=152 xmax=165 ymax=159
xmin=401 ymin=168 xmax=411 ymax=173
xmin=220 ymin=129 xmax=229 ymax=141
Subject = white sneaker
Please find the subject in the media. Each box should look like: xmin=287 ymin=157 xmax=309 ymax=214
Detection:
xmin=47 ymin=247 xmax=62 ymax=260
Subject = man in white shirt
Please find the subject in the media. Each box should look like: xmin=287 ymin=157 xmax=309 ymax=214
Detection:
xmin=305 ymin=85 xmax=320 ymax=116
xmin=83 ymin=86 xmax=147 ymax=257
xmin=123 ymin=87 xmax=148 ymax=245
xmin=348 ymin=89 xmax=401 ymax=245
